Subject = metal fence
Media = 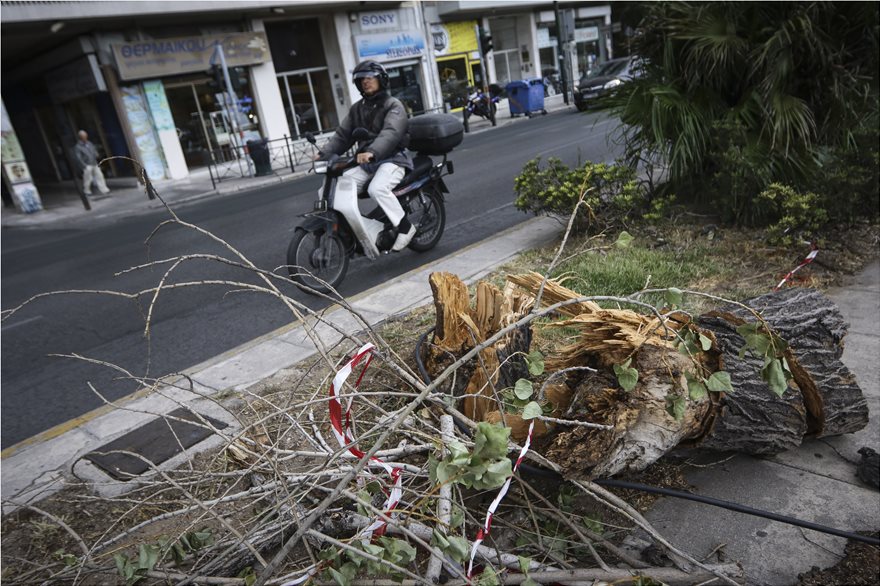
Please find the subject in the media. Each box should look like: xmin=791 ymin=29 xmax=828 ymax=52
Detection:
xmin=206 ymin=132 xmax=337 ymax=189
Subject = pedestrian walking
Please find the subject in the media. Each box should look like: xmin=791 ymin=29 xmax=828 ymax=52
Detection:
xmin=75 ymin=130 xmax=110 ymax=196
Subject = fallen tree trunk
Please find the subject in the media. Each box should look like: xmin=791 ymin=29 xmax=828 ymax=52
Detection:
xmin=424 ymin=272 xmax=869 ymax=479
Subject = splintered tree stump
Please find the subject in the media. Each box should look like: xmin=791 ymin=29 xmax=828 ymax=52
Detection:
xmin=426 ymin=272 xmax=869 ymax=478
xmin=425 ymin=273 xmax=534 ymax=421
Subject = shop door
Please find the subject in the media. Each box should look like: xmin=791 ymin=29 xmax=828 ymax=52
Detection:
xmin=163 ymin=82 xmax=211 ymax=167
xmin=277 ymin=69 xmax=338 ymax=138
xmin=387 ymin=64 xmax=424 ymax=116
xmin=437 ymin=57 xmax=470 ymax=110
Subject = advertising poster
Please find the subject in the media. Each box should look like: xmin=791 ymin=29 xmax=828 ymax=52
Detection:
xmin=143 ymin=80 xmax=176 ymax=132
xmin=4 ymin=161 xmax=32 ymax=184
xmin=356 ymin=31 xmax=426 ymax=62
xmin=2 ymin=98 xmax=42 ymax=213
xmin=12 ymin=183 xmax=43 ymax=214
xmin=120 ymin=85 xmax=167 ymax=180
xmin=432 ymin=21 xmax=478 ymax=57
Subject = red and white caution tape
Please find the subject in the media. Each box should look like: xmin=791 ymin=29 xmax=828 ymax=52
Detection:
xmin=774 ymin=245 xmax=819 ymax=291
xmin=466 ymin=420 xmax=535 ymax=579
xmin=328 ymin=343 xmax=402 ymax=540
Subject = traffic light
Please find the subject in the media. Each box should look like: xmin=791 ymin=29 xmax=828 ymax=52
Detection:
xmin=479 ymin=27 xmax=493 ymax=56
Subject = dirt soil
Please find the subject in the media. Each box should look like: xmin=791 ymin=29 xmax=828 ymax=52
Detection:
xmin=795 ymin=532 xmax=880 ymax=585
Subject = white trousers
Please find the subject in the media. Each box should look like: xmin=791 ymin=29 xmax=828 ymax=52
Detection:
xmin=342 ymin=163 xmax=406 ymax=226
xmin=82 ymin=164 xmax=109 ymax=195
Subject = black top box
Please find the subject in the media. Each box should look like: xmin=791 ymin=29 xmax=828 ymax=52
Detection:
xmin=408 ymin=113 xmax=463 ymax=155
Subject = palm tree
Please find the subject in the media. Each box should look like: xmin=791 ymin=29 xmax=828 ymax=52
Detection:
xmin=606 ymin=2 xmax=878 ymax=222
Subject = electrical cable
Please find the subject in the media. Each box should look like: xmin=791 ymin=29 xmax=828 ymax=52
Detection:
xmin=414 ymin=327 xmax=880 ymax=547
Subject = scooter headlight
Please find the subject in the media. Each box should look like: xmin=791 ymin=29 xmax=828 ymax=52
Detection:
xmin=313 ymin=160 xmax=329 ymax=174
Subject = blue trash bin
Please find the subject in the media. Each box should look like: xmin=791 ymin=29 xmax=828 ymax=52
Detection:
xmin=505 ymin=79 xmax=546 ymax=117
xmin=527 ymin=78 xmax=546 ymax=115
xmin=505 ymin=80 xmax=530 ymax=117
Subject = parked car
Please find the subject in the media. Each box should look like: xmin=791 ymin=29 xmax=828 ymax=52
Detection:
xmin=573 ymin=56 xmax=642 ymax=111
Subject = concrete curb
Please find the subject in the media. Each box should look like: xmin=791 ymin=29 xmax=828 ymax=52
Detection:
xmin=1 ymin=215 xmax=563 ymax=511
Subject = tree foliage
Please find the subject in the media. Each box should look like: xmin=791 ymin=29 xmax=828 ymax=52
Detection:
xmin=605 ymin=2 xmax=879 ymax=225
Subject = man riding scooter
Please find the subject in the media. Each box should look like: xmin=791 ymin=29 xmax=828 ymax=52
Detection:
xmin=315 ymin=60 xmax=417 ymax=252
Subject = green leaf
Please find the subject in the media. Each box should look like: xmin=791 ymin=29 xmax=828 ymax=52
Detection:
xmin=138 ymin=544 xmax=159 ymax=571
xmin=473 ymin=423 xmax=511 ymax=461
xmin=378 ymin=537 xmax=417 ymax=565
xmin=328 ymin=564 xmax=354 ymax=586
xmin=664 ymin=287 xmax=683 ymax=307
xmin=699 ymin=333 xmax=713 ymax=351
xmin=762 ymin=357 xmax=789 ymax=396
xmin=522 ymin=401 xmax=543 ymax=420
xmin=362 ymin=542 xmax=384 ymax=558
xmin=518 ymin=556 xmax=532 ymax=575
xmin=114 ymin=553 xmax=128 ymax=577
xmin=450 ymin=504 xmax=464 ymax=528
xmin=445 ymin=535 xmax=470 ymax=563
xmin=477 ymin=458 xmax=513 ymax=489
xmin=685 ymin=372 xmax=708 ymax=400
xmin=525 ymin=351 xmax=545 ymax=376
xmin=737 ymin=323 xmax=772 ymax=356
xmin=476 ymin=567 xmax=500 ymax=586
xmin=514 ymin=378 xmax=534 ymax=401
xmin=666 ymin=394 xmax=687 ymax=421
xmin=615 ymin=230 xmax=634 ymax=248
xmin=706 ymin=371 xmax=733 ymax=393
xmin=238 ymin=567 xmax=257 ymax=586
xmin=613 ymin=359 xmax=639 ymax=392
xmin=522 ymin=579 xmax=540 ymax=586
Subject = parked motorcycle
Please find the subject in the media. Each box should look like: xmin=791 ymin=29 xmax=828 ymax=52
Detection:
xmin=462 ymin=85 xmax=501 ymax=132
xmin=287 ymin=115 xmax=463 ymax=294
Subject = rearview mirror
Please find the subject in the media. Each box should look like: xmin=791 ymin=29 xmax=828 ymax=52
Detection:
xmin=352 ymin=127 xmax=371 ymax=141
xmin=304 ymin=131 xmax=316 ymax=145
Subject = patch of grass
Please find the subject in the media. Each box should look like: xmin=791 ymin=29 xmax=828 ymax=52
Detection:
xmin=552 ymin=238 xmax=725 ymax=309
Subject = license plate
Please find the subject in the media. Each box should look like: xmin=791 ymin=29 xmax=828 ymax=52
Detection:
xmin=313 ymin=200 xmax=328 ymax=212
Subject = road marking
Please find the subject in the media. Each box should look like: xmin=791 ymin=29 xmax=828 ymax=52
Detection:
xmin=1 ymin=315 xmax=44 ymax=332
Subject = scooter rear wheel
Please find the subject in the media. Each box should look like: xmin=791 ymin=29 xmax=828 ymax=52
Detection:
xmin=287 ymin=228 xmax=349 ymax=294
xmin=407 ymin=188 xmax=446 ymax=252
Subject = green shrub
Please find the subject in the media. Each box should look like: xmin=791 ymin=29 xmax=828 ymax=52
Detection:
xmin=513 ymin=157 xmax=643 ymax=232
xmin=757 ymin=183 xmax=828 ymax=245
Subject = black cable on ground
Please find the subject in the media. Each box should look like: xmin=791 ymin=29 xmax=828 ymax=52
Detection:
xmin=413 ymin=327 xmax=880 ymax=547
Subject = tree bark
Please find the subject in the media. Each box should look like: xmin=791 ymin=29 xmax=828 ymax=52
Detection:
xmin=426 ymin=273 xmax=868 ymax=477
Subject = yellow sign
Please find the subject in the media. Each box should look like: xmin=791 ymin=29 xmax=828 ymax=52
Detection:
xmin=432 ymin=21 xmax=478 ymax=56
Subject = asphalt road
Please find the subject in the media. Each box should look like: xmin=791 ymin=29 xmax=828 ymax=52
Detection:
xmin=1 ymin=109 xmax=621 ymax=448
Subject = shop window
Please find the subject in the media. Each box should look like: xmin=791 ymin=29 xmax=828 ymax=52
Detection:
xmin=277 ymin=69 xmax=338 ymax=138
xmin=493 ymin=49 xmax=522 ymax=85
xmin=387 ymin=64 xmax=424 ymax=116
xmin=164 ymin=71 xmax=258 ymax=167
xmin=265 ymin=19 xmax=327 ymax=72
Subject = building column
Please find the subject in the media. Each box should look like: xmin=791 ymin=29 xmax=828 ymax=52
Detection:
xmin=248 ymin=19 xmax=289 ymax=142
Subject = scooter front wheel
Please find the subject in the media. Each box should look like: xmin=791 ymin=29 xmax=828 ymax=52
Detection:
xmin=287 ymin=228 xmax=349 ymax=294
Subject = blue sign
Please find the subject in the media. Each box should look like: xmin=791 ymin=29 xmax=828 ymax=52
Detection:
xmin=356 ymin=31 xmax=426 ymax=62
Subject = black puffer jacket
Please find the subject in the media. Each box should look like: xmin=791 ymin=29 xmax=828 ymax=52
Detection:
xmin=321 ymin=91 xmax=412 ymax=170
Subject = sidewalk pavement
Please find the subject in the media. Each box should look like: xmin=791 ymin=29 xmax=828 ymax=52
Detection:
xmin=0 ymin=95 xmax=570 ymax=230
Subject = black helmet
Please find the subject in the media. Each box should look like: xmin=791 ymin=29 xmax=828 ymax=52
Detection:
xmin=353 ymin=60 xmax=389 ymax=94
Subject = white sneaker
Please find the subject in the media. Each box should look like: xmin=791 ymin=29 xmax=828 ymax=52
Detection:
xmin=392 ymin=225 xmax=417 ymax=251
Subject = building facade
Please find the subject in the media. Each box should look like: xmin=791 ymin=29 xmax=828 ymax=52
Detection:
xmin=1 ymin=0 xmax=612 ymax=210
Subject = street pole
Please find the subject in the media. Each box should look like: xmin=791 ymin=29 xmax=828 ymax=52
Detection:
xmin=554 ymin=1 xmax=569 ymax=105
xmin=215 ymin=41 xmax=254 ymax=177
xmin=474 ymin=24 xmax=489 ymax=96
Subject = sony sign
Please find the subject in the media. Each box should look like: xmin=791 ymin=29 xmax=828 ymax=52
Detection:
xmin=359 ymin=10 xmax=399 ymax=31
